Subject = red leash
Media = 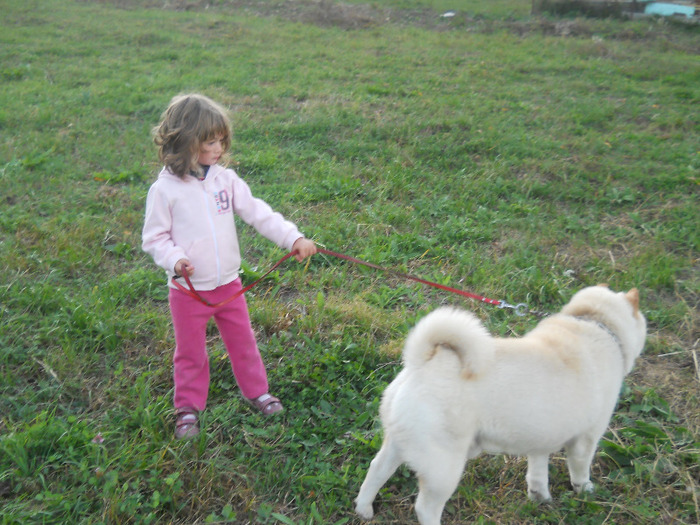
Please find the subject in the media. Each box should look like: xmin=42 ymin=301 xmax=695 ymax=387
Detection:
xmin=172 ymin=247 xmax=530 ymax=315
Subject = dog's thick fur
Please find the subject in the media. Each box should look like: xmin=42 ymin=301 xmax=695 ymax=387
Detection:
xmin=355 ymin=286 xmax=647 ymax=525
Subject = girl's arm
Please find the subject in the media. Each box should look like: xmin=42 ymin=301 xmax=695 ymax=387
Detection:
xmin=142 ymin=184 xmax=188 ymax=273
xmin=230 ymin=173 xmax=309 ymax=253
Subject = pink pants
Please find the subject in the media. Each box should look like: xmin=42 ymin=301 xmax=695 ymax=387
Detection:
xmin=168 ymin=278 xmax=268 ymax=411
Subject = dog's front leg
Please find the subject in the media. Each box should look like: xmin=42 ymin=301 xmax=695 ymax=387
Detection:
xmin=355 ymin=437 xmax=402 ymax=520
xmin=526 ymin=454 xmax=552 ymax=502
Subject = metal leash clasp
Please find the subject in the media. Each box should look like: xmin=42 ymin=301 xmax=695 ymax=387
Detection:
xmin=498 ymin=300 xmax=529 ymax=317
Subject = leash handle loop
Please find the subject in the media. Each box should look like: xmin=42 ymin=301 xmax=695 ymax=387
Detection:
xmin=171 ymin=251 xmax=297 ymax=308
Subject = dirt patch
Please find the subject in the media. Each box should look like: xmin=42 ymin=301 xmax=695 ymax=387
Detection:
xmin=632 ymin=349 xmax=700 ymax=426
xmin=85 ymin=0 xmax=700 ymax=50
xmin=86 ymin=0 xmax=440 ymax=30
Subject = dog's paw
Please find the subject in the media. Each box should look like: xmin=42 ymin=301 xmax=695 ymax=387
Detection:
xmin=527 ymin=488 xmax=552 ymax=503
xmin=573 ymin=481 xmax=594 ymax=494
xmin=354 ymin=500 xmax=374 ymax=521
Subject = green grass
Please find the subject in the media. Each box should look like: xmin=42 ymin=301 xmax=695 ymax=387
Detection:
xmin=1 ymin=0 xmax=698 ymax=523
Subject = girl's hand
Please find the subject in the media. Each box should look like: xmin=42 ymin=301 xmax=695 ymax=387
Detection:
xmin=292 ymin=238 xmax=317 ymax=262
xmin=175 ymin=259 xmax=194 ymax=277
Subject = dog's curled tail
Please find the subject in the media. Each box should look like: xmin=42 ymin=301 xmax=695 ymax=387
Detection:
xmin=402 ymin=307 xmax=493 ymax=376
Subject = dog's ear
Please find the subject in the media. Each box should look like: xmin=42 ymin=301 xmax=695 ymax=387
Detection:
xmin=626 ymin=288 xmax=640 ymax=315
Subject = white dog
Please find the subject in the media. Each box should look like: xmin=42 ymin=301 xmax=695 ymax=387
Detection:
xmin=355 ymin=286 xmax=647 ymax=525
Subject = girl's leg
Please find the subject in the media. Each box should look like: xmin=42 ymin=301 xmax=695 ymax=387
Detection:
xmin=169 ymin=288 xmax=213 ymax=411
xmin=212 ymin=279 xmax=269 ymax=400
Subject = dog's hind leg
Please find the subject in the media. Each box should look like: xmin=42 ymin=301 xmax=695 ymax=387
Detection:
xmin=565 ymin=435 xmax=596 ymax=494
xmin=413 ymin=449 xmax=467 ymax=525
xmin=355 ymin=435 xmax=403 ymax=520
xmin=526 ymin=454 xmax=552 ymax=502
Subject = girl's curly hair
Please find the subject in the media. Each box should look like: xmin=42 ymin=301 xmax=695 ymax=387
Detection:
xmin=153 ymin=93 xmax=231 ymax=178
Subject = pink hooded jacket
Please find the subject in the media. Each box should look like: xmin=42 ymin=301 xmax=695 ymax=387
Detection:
xmin=142 ymin=165 xmax=304 ymax=290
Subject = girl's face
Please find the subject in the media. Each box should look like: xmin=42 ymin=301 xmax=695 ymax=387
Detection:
xmin=198 ymin=135 xmax=224 ymax=166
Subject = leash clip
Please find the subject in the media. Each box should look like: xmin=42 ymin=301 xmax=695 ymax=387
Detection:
xmin=498 ymin=300 xmax=528 ymax=317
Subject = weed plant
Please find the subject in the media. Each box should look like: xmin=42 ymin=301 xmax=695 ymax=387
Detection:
xmin=1 ymin=0 xmax=698 ymax=524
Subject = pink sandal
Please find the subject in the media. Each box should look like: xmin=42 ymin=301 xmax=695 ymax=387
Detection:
xmin=247 ymin=393 xmax=284 ymax=416
xmin=175 ymin=407 xmax=199 ymax=439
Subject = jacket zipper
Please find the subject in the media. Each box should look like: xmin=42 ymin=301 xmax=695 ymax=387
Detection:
xmin=201 ymin=180 xmax=222 ymax=286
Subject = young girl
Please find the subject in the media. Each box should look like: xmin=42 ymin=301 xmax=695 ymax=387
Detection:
xmin=142 ymin=93 xmax=317 ymax=439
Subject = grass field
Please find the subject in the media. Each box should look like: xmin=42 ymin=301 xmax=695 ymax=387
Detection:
xmin=1 ymin=0 xmax=698 ymax=523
